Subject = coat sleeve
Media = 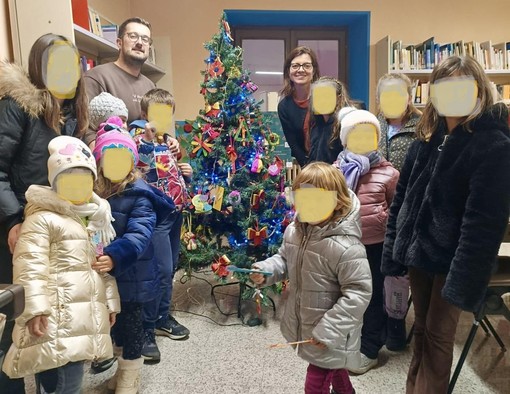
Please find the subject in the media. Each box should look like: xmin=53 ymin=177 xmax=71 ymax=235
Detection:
xmin=442 ymin=136 xmax=510 ymax=312
xmin=0 ymin=99 xmax=28 ymax=230
xmin=278 ymin=100 xmax=308 ymax=166
xmin=381 ymin=142 xmax=419 ymax=276
xmin=12 ymin=214 xmax=52 ymax=325
xmin=104 ymin=197 xmax=157 ymax=277
xmin=252 ymin=237 xmax=289 ymax=286
xmin=312 ymin=244 xmax=372 ymax=349
xmin=385 ymin=167 xmax=400 ymax=207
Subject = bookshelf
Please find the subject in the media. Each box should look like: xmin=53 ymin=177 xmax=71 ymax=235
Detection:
xmin=376 ymin=35 xmax=510 ymax=106
xmin=8 ymin=0 xmax=166 ymax=83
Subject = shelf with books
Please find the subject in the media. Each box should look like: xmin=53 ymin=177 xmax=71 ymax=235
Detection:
xmin=377 ymin=35 xmax=510 ymax=103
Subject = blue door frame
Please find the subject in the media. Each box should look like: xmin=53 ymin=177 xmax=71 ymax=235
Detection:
xmin=225 ymin=9 xmax=370 ymax=108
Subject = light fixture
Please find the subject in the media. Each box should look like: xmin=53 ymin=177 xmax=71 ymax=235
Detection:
xmin=255 ymin=71 xmax=283 ymax=75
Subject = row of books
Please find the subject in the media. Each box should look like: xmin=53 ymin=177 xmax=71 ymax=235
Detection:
xmin=392 ymin=37 xmax=510 ymax=71
xmin=71 ymin=1 xmax=118 ymax=44
xmin=80 ymin=56 xmax=96 ymax=72
xmin=410 ymin=79 xmax=503 ymax=106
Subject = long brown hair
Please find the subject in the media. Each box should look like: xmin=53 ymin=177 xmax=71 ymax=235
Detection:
xmin=416 ymin=56 xmax=494 ymax=141
xmin=376 ymin=73 xmax=421 ymax=125
xmin=94 ymin=167 xmax=142 ymax=199
xmin=280 ymin=46 xmax=320 ymax=97
xmin=28 ymin=33 xmax=89 ymax=136
xmin=292 ymin=161 xmax=352 ymax=222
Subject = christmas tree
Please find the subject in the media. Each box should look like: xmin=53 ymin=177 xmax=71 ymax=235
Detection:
xmin=177 ymin=14 xmax=291 ymax=305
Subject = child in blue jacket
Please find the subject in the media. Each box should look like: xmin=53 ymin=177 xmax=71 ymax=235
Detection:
xmin=93 ymin=129 xmax=175 ymax=392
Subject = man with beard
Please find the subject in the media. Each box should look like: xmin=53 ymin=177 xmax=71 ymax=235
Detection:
xmin=83 ymin=17 xmax=157 ymax=147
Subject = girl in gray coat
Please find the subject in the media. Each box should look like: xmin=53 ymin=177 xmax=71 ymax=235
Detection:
xmin=251 ymin=162 xmax=372 ymax=394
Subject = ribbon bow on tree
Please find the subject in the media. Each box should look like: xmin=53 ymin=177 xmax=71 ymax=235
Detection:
xmin=247 ymin=223 xmax=268 ymax=246
xmin=211 ymin=254 xmax=231 ymax=278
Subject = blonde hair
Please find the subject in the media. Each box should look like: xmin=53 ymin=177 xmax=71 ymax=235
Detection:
xmin=94 ymin=167 xmax=142 ymax=199
xmin=416 ymin=56 xmax=494 ymax=141
xmin=376 ymin=73 xmax=421 ymax=124
xmin=292 ymin=161 xmax=352 ymax=221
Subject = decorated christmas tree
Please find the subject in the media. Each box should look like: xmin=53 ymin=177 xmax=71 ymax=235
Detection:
xmin=177 ymin=14 xmax=291 ymax=305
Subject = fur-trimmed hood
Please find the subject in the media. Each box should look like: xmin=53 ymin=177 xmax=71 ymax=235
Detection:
xmin=0 ymin=61 xmax=45 ymax=118
xmin=25 ymin=185 xmax=80 ymax=219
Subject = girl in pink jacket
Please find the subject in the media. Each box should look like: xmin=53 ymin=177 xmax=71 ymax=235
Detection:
xmin=334 ymin=108 xmax=399 ymax=375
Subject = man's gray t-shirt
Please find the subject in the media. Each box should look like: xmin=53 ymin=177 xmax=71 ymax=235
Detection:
xmin=84 ymin=62 xmax=155 ymax=144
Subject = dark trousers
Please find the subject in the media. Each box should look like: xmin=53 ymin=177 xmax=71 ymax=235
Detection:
xmin=111 ymin=302 xmax=144 ymax=360
xmin=0 ymin=238 xmax=25 ymax=394
xmin=407 ymin=267 xmax=461 ymax=394
xmin=35 ymin=361 xmax=84 ymax=394
xmin=305 ymin=364 xmax=353 ymax=394
xmin=143 ymin=210 xmax=182 ymax=329
xmin=360 ymin=242 xmax=386 ymax=359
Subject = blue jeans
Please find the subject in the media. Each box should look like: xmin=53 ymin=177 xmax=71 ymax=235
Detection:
xmin=143 ymin=209 xmax=183 ymax=328
xmin=35 ymin=361 xmax=84 ymax=394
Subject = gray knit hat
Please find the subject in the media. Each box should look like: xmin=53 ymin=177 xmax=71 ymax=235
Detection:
xmin=89 ymin=92 xmax=129 ymax=131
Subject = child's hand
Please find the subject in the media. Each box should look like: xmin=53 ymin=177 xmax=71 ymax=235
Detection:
xmin=166 ymin=136 xmax=180 ymax=156
xmin=143 ymin=122 xmax=156 ymax=142
xmin=93 ymin=255 xmax=114 ymax=273
xmin=109 ymin=312 xmax=117 ymax=327
xmin=178 ymin=162 xmax=193 ymax=178
xmin=249 ymin=265 xmax=266 ymax=285
xmin=27 ymin=315 xmax=48 ymax=337
xmin=310 ymin=338 xmax=327 ymax=349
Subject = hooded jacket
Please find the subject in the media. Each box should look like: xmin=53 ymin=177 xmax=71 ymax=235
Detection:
xmin=377 ymin=113 xmax=419 ymax=172
xmin=381 ymin=104 xmax=510 ymax=312
xmin=3 ymin=185 xmax=120 ymax=378
xmin=254 ymin=191 xmax=372 ymax=370
xmin=104 ymin=179 xmax=175 ymax=303
xmin=0 ymin=62 xmax=79 ymax=281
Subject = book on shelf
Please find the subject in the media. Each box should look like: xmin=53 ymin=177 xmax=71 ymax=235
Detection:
xmin=101 ymin=24 xmax=118 ymax=44
xmin=422 ymin=37 xmax=435 ymax=69
xmin=421 ymin=82 xmax=430 ymax=105
xmin=71 ymin=0 xmax=90 ymax=31
xmin=88 ymin=8 xmax=102 ymax=37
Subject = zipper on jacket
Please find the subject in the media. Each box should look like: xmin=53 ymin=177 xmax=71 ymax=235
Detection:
xmin=296 ymin=227 xmax=310 ymax=344
xmin=437 ymin=135 xmax=448 ymax=151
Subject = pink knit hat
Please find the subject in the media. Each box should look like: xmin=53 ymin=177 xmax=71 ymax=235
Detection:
xmin=93 ymin=129 xmax=139 ymax=166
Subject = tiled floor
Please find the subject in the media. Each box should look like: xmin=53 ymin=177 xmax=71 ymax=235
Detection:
xmin=24 ymin=270 xmax=510 ymax=393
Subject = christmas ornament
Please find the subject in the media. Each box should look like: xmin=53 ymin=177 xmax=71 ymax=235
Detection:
xmin=208 ymin=58 xmax=225 ymax=77
xmin=251 ymin=190 xmax=265 ymax=210
xmin=268 ymin=156 xmax=284 ymax=176
xmin=251 ymin=153 xmax=264 ymax=173
xmin=202 ymin=123 xmax=220 ymax=140
xmin=233 ymin=116 xmax=251 ymax=146
xmin=226 ymin=144 xmax=237 ymax=173
xmin=182 ymin=122 xmax=194 ymax=133
xmin=247 ymin=223 xmax=268 ymax=246
xmin=229 ymin=66 xmax=241 ymax=79
xmin=222 ymin=20 xmax=233 ymax=44
xmin=227 ymin=190 xmax=241 ymax=206
xmin=192 ymin=194 xmax=212 ymax=213
xmin=211 ymin=254 xmax=231 ymax=278
xmin=267 ymin=132 xmax=280 ymax=146
xmin=205 ymin=102 xmax=221 ymax=118
xmin=183 ymin=231 xmax=197 ymax=250
xmin=191 ymin=133 xmax=214 ymax=157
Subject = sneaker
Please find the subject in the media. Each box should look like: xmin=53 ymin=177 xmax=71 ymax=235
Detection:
xmin=90 ymin=357 xmax=116 ymax=374
xmin=155 ymin=315 xmax=190 ymax=340
xmin=141 ymin=329 xmax=161 ymax=362
xmin=348 ymin=354 xmax=378 ymax=375
xmin=386 ymin=317 xmax=407 ymax=351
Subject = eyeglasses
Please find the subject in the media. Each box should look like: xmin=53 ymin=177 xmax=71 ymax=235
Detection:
xmin=124 ymin=32 xmax=153 ymax=46
xmin=290 ymin=63 xmax=313 ymax=71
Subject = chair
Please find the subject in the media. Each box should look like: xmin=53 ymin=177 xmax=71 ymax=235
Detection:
xmin=447 ymin=241 xmax=510 ymax=393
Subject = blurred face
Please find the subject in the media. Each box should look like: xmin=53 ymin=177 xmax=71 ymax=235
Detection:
xmin=289 ymin=54 xmax=314 ymax=88
xmin=117 ymin=22 xmax=151 ymax=65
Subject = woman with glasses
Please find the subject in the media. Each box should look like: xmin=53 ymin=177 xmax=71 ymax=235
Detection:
xmin=278 ymin=46 xmax=320 ymax=167
xmin=83 ymin=17 xmax=156 ymax=148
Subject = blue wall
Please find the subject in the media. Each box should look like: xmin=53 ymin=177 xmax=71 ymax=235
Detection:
xmin=225 ymin=10 xmax=370 ymax=107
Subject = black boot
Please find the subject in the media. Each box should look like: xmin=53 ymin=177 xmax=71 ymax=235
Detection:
xmin=386 ymin=317 xmax=407 ymax=351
